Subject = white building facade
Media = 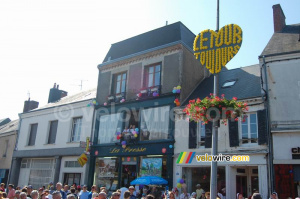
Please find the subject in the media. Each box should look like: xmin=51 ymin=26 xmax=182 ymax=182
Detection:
xmin=259 ymin=4 xmax=300 ymax=198
xmin=10 ymin=88 xmax=96 ymax=188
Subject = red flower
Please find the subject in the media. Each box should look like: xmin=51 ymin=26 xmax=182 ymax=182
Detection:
xmin=196 ymin=98 xmax=201 ymax=103
xmin=210 ymin=93 xmax=213 ymax=96
xmin=235 ymin=118 xmax=239 ymax=121
xmin=233 ymin=97 xmax=237 ymax=101
xmin=221 ymin=94 xmax=225 ymax=98
xmin=219 ymin=105 xmax=222 ymax=108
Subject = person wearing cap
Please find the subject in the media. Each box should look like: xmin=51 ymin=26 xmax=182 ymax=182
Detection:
xmin=198 ymin=191 xmax=205 ymax=199
xmin=15 ymin=190 xmax=21 ymax=199
xmin=27 ymin=185 xmax=33 ymax=198
xmin=8 ymin=184 xmax=15 ymax=199
xmin=76 ymin=186 xmax=81 ymax=196
xmin=78 ymin=185 xmax=89 ymax=199
xmin=48 ymin=183 xmax=53 ymax=190
xmin=128 ymin=186 xmax=136 ymax=199
xmin=191 ymin=192 xmax=197 ymax=199
xmin=195 ymin=185 xmax=203 ymax=199
xmin=38 ymin=188 xmax=44 ymax=199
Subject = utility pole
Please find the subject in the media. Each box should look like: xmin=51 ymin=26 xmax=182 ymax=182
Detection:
xmin=210 ymin=0 xmax=220 ymax=198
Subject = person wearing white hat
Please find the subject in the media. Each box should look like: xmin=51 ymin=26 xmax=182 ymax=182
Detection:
xmin=195 ymin=185 xmax=203 ymax=199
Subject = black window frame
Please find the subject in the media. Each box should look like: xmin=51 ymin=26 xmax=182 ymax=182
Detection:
xmin=47 ymin=120 xmax=58 ymax=144
xmin=28 ymin=123 xmax=38 ymax=146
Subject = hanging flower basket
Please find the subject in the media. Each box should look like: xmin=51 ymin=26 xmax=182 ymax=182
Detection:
xmin=183 ymin=94 xmax=249 ymax=125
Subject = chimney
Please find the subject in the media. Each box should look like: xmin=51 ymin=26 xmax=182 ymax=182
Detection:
xmin=48 ymin=83 xmax=68 ymax=103
xmin=273 ymin=4 xmax=286 ymax=32
xmin=23 ymin=98 xmax=39 ymax=113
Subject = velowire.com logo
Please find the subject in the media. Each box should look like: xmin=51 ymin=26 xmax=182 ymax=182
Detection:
xmin=177 ymin=152 xmax=250 ymax=163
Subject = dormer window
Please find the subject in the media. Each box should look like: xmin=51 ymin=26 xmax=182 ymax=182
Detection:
xmin=222 ymin=80 xmax=237 ymax=88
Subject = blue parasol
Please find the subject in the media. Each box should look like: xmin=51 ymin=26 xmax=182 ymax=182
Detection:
xmin=130 ymin=176 xmax=168 ymax=185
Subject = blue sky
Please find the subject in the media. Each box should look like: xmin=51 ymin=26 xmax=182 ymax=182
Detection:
xmin=0 ymin=0 xmax=299 ymax=119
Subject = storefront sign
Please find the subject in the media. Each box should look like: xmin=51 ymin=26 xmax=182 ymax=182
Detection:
xmin=109 ymin=146 xmax=147 ymax=154
xmin=193 ymin=24 xmax=243 ymax=74
xmin=291 ymin=147 xmax=300 ymax=153
xmin=77 ymin=153 xmax=88 ymax=167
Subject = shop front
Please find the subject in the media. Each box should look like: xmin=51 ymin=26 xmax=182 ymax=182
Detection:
xmin=174 ymin=154 xmax=268 ymax=199
xmin=90 ymin=143 xmax=173 ymax=191
xmin=88 ymin=96 xmax=175 ymax=191
xmin=273 ymin=132 xmax=300 ymax=199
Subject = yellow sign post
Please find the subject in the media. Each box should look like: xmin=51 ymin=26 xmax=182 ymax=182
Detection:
xmin=77 ymin=153 xmax=88 ymax=167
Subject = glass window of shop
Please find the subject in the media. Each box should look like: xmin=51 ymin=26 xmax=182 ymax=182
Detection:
xmin=182 ymin=167 xmax=225 ymax=194
xmin=94 ymin=157 xmax=119 ymax=191
xmin=98 ymin=113 xmax=123 ymax=144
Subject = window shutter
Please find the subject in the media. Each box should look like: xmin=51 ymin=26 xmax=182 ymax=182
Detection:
xmin=205 ymin=121 xmax=212 ymax=148
xmin=188 ymin=121 xmax=197 ymax=149
xmin=258 ymin=109 xmax=267 ymax=145
xmin=229 ymin=120 xmax=239 ymax=147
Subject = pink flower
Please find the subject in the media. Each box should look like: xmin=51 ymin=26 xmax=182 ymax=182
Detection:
xmin=233 ymin=97 xmax=237 ymax=101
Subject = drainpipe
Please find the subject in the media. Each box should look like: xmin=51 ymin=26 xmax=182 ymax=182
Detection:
xmin=262 ymin=56 xmax=275 ymax=194
xmin=7 ymin=114 xmax=22 ymax=186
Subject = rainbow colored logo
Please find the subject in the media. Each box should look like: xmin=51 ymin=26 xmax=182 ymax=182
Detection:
xmin=176 ymin=152 xmax=195 ymax=164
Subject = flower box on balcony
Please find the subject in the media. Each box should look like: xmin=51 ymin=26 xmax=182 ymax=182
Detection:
xmin=150 ymin=87 xmax=158 ymax=92
xmin=107 ymin=96 xmax=115 ymax=102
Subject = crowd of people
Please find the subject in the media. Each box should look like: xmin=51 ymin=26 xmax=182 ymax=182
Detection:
xmin=0 ymin=182 xmax=298 ymax=199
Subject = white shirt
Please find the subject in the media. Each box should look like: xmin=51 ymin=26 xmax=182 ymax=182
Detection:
xmin=180 ymin=193 xmax=190 ymax=199
xmin=120 ymin=187 xmax=128 ymax=199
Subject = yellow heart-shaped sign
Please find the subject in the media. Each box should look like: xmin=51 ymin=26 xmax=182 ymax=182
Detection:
xmin=193 ymin=24 xmax=243 ymax=74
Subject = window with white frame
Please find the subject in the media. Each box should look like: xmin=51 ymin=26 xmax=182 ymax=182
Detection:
xmin=240 ymin=113 xmax=258 ymax=144
xmin=71 ymin=117 xmax=82 ymax=142
xmin=28 ymin=159 xmax=55 ymax=189
xmin=197 ymin=122 xmax=206 ymax=148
